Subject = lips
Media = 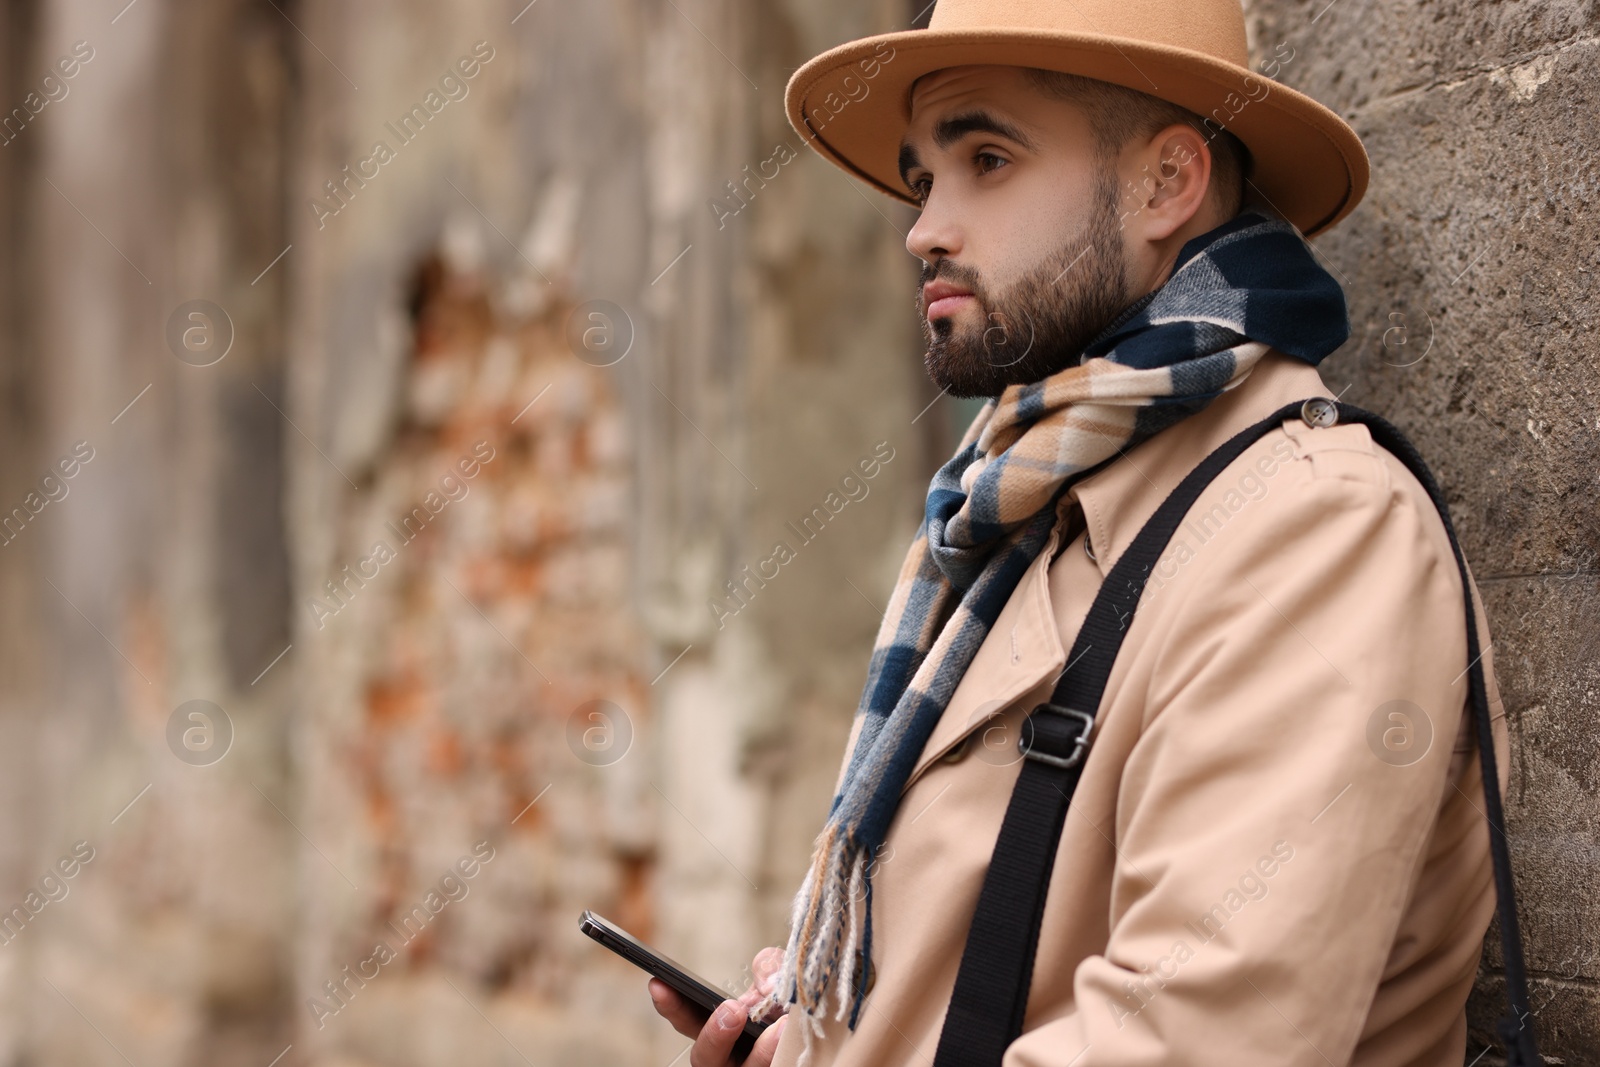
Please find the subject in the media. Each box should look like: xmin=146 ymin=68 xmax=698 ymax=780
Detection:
xmin=922 ymin=279 xmax=974 ymax=321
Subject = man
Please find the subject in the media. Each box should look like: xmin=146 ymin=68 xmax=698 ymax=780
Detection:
xmin=651 ymin=1 xmax=1509 ymax=1064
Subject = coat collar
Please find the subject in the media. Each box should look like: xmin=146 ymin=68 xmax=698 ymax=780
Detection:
xmin=899 ymin=350 xmax=1335 ymax=795
xmin=1067 ymin=350 xmax=1335 ymax=582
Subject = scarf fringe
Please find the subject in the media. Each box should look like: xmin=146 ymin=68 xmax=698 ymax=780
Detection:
xmin=757 ymin=832 xmax=870 ymax=1065
xmin=834 ymin=858 xmax=865 ymax=1021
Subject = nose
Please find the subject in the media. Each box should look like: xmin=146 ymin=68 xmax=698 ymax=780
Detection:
xmin=906 ymin=192 xmax=962 ymax=267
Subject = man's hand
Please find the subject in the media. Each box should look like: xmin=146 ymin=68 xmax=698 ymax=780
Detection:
xmin=648 ymin=946 xmax=788 ymax=1067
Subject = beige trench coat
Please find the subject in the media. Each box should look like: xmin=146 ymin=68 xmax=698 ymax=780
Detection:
xmin=771 ymin=350 xmax=1508 ymax=1067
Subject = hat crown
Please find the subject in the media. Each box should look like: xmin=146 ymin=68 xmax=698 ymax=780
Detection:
xmin=927 ymin=0 xmax=1250 ymax=69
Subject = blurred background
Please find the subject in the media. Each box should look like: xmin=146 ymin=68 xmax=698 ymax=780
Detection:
xmin=0 ymin=0 xmax=1593 ymax=1064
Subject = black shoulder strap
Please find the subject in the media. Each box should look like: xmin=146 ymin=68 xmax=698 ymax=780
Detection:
xmin=930 ymin=399 xmax=1541 ymax=1067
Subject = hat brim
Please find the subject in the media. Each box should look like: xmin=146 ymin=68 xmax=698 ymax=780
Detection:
xmin=784 ymin=29 xmax=1369 ymax=238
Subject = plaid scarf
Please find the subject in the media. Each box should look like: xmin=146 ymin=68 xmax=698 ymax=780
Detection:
xmin=759 ymin=208 xmax=1351 ymax=1050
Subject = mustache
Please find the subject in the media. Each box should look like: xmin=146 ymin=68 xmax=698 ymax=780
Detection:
xmin=917 ymin=260 xmax=986 ymax=304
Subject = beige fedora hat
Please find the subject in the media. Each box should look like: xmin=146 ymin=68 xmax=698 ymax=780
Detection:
xmin=784 ymin=0 xmax=1368 ymax=237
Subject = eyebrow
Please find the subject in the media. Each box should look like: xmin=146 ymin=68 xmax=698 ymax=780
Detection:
xmin=897 ymin=109 xmax=1040 ymax=188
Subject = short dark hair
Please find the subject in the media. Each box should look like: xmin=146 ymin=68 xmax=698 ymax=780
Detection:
xmin=1022 ymin=68 xmax=1251 ymax=219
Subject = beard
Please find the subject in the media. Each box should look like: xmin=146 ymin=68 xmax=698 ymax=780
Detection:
xmin=919 ymin=168 xmax=1131 ymax=398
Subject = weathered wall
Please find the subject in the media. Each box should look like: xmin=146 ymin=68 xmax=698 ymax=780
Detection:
xmin=283 ymin=0 xmax=931 ymax=1063
xmin=1239 ymin=0 xmax=1600 ymax=1060
xmin=0 ymin=0 xmax=931 ymax=1064
xmin=1 ymin=0 xmax=300 ymax=1062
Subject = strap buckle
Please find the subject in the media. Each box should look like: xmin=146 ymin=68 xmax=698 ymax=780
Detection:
xmin=1017 ymin=703 xmax=1094 ymax=769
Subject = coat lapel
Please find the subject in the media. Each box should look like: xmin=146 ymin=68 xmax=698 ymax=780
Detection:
xmin=899 ymin=503 xmax=1069 ymax=795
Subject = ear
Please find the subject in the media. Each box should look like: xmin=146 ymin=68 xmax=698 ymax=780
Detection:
xmin=1117 ymin=122 xmax=1214 ymax=242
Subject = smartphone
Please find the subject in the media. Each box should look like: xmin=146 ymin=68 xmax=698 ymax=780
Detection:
xmin=579 ymin=909 xmax=773 ymax=1061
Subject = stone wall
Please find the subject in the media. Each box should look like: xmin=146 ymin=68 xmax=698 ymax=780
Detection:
xmin=1239 ymin=0 xmax=1600 ymax=1060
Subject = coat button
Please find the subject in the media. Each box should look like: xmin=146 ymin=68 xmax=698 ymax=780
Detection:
xmin=854 ymin=949 xmax=876 ymax=996
xmin=1301 ymin=397 xmax=1338 ymax=428
xmin=939 ymin=734 xmax=972 ymax=763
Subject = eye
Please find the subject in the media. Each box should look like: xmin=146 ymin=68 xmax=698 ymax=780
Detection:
xmin=974 ymin=150 xmax=1008 ymax=176
xmin=908 ymin=176 xmax=931 ymax=204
